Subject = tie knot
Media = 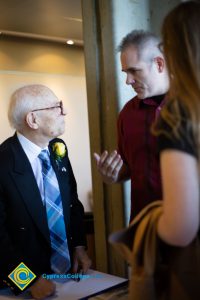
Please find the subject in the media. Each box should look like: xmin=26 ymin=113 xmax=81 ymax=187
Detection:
xmin=38 ymin=149 xmax=51 ymax=167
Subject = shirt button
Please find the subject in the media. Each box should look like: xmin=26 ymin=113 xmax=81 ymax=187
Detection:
xmin=70 ymin=204 xmax=73 ymax=208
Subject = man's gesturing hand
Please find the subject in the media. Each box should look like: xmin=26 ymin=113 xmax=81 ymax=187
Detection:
xmin=94 ymin=150 xmax=123 ymax=184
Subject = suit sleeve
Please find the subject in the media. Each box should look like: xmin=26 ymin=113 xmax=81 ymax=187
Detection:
xmin=0 ymin=184 xmax=37 ymax=295
xmin=66 ymin=156 xmax=87 ymax=248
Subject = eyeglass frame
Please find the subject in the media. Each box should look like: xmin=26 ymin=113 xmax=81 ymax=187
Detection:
xmin=31 ymin=101 xmax=65 ymax=115
xmin=158 ymin=42 xmax=164 ymax=53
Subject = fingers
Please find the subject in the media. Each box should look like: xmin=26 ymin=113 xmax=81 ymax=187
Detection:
xmin=112 ymin=158 xmax=123 ymax=178
xmin=94 ymin=151 xmax=108 ymax=166
xmin=30 ymin=277 xmax=56 ymax=300
xmin=72 ymin=258 xmax=79 ymax=274
xmin=93 ymin=150 xmax=123 ymax=183
xmin=81 ymin=256 xmax=92 ymax=274
xmin=105 ymin=152 xmax=122 ymax=177
xmin=98 ymin=150 xmax=109 ymax=166
xmin=72 ymin=247 xmax=92 ymax=276
xmin=93 ymin=152 xmax=100 ymax=165
xmin=94 ymin=150 xmax=118 ymax=170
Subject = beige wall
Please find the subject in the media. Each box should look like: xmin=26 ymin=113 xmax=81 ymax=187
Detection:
xmin=0 ymin=36 xmax=92 ymax=212
xmin=0 ymin=36 xmax=85 ymax=76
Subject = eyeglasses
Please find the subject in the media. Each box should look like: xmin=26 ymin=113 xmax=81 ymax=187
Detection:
xmin=31 ymin=101 xmax=65 ymax=115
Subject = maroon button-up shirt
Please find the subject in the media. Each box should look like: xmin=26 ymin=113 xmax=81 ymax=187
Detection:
xmin=117 ymin=94 xmax=166 ymax=221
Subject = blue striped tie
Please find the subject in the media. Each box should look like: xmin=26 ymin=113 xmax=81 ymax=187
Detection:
xmin=38 ymin=149 xmax=71 ymax=274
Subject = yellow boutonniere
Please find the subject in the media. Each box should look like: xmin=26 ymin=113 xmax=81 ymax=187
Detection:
xmin=52 ymin=142 xmax=66 ymax=162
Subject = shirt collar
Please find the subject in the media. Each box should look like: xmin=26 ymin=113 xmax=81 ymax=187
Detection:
xmin=17 ymin=132 xmax=48 ymax=163
xmin=140 ymin=94 xmax=166 ymax=107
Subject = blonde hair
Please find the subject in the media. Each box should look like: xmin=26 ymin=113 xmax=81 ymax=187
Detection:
xmin=154 ymin=1 xmax=200 ymax=159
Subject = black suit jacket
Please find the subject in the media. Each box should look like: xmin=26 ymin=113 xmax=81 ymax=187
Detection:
xmin=0 ymin=133 xmax=86 ymax=294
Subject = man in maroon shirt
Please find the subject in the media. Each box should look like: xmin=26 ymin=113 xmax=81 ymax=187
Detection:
xmin=94 ymin=30 xmax=169 ymax=221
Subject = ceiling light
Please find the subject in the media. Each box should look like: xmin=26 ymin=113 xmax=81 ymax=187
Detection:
xmin=66 ymin=40 xmax=74 ymax=45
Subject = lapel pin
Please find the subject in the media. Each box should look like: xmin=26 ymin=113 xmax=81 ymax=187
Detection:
xmin=61 ymin=167 xmax=67 ymax=172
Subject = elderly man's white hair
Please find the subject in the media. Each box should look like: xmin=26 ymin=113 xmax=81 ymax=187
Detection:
xmin=8 ymin=84 xmax=56 ymax=131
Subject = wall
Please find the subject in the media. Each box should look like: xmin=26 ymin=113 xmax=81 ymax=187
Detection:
xmin=0 ymin=36 xmax=92 ymax=212
xmin=0 ymin=36 xmax=85 ymax=75
xmin=150 ymin=0 xmax=180 ymax=36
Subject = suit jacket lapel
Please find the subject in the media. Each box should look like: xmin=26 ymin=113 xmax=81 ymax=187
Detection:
xmin=49 ymin=144 xmax=70 ymax=224
xmin=10 ymin=134 xmax=50 ymax=244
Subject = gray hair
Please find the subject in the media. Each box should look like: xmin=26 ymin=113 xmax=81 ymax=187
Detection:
xmin=8 ymin=84 xmax=56 ymax=131
xmin=118 ymin=30 xmax=162 ymax=62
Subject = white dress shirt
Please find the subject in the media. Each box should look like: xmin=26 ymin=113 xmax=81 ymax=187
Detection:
xmin=17 ymin=132 xmax=47 ymax=203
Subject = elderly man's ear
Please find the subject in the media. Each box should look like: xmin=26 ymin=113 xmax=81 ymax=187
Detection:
xmin=25 ymin=112 xmax=39 ymax=129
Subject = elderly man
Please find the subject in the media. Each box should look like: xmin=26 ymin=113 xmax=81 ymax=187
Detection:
xmin=94 ymin=30 xmax=169 ymax=220
xmin=0 ymin=85 xmax=91 ymax=299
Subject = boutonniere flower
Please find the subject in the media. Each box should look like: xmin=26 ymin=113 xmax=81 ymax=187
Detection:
xmin=52 ymin=142 xmax=66 ymax=164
